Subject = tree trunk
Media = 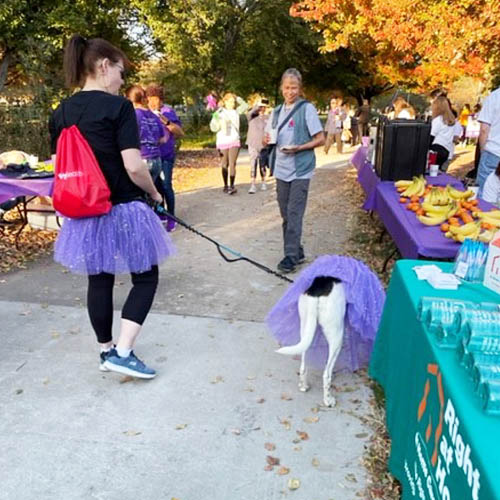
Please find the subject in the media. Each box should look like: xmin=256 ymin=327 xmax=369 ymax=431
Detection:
xmin=0 ymin=51 xmax=11 ymax=92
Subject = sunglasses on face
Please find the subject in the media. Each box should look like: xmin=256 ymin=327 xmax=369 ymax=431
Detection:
xmin=116 ymin=65 xmax=125 ymax=80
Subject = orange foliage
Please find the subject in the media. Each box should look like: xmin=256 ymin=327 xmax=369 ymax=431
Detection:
xmin=290 ymin=0 xmax=500 ymax=90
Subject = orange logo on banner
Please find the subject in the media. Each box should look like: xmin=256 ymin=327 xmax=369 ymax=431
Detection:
xmin=417 ymin=363 xmax=445 ymax=466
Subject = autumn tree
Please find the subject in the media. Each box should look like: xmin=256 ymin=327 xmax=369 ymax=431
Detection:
xmin=290 ymin=0 xmax=500 ymax=94
xmin=0 ymin=0 xmax=141 ymax=92
xmin=134 ymin=0 xmax=357 ymax=101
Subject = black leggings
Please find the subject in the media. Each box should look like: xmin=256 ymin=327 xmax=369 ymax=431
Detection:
xmin=429 ymin=144 xmax=450 ymax=168
xmin=87 ymin=266 xmax=159 ymax=344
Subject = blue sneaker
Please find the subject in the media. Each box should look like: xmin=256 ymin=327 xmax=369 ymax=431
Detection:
xmin=103 ymin=349 xmax=156 ymax=379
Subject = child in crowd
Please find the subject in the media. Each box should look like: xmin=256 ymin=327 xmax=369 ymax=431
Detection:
xmin=126 ymin=85 xmax=165 ymax=182
xmin=246 ymin=97 xmax=269 ymax=193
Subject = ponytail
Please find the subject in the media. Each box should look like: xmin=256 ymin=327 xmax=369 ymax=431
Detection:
xmin=63 ymin=34 xmax=130 ymax=89
xmin=64 ymin=34 xmax=87 ymax=88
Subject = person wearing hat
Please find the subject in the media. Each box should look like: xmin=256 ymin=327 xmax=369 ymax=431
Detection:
xmin=246 ymin=97 xmax=270 ymax=193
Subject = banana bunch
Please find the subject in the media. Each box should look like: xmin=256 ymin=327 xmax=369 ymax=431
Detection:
xmin=417 ymin=214 xmax=448 ymax=225
xmin=399 ymin=176 xmax=426 ymax=197
xmin=425 ymin=187 xmax=451 ymax=206
xmin=421 ymin=200 xmax=457 ymax=217
xmin=444 ymin=222 xmax=481 ymax=242
xmin=446 ymin=185 xmax=475 ymax=201
xmin=472 ymin=210 xmax=500 ymax=228
xmin=478 ymin=230 xmax=496 ymax=243
xmin=394 ymin=179 xmax=413 ymax=188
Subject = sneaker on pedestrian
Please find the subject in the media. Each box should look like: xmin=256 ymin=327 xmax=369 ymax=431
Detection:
xmin=223 ymin=186 xmax=229 ymax=193
xmin=277 ymin=256 xmax=296 ymax=273
xmin=103 ymin=349 xmax=156 ymax=379
xmin=227 ymin=187 xmax=237 ymax=195
xmin=260 ymin=183 xmax=267 ymax=191
xmin=297 ymin=248 xmax=306 ymax=264
xmin=248 ymin=184 xmax=257 ymax=194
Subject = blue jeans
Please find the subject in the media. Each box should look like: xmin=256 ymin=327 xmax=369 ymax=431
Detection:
xmin=157 ymin=157 xmax=175 ymax=215
xmin=477 ymin=150 xmax=500 ymax=197
xmin=146 ymin=157 xmax=162 ymax=182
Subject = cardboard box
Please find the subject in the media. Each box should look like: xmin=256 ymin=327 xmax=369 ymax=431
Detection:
xmin=484 ymin=233 xmax=500 ymax=295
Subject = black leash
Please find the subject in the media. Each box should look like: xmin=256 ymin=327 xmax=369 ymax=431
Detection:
xmin=150 ymin=201 xmax=294 ymax=284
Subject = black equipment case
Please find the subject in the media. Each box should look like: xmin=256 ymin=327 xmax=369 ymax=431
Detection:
xmin=374 ymin=117 xmax=431 ymax=181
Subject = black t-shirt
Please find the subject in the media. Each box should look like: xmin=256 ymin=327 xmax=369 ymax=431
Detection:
xmin=49 ymin=90 xmax=144 ymax=204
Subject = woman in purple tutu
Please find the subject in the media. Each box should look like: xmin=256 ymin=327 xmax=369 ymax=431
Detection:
xmin=49 ymin=34 xmax=175 ymax=379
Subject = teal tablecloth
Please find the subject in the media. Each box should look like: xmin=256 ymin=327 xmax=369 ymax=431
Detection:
xmin=369 ymin=260 xmax=500 ymax=500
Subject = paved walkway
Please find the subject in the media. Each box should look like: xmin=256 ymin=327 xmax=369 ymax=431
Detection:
xmin=0 ymin=145 xmax=375 ymax=500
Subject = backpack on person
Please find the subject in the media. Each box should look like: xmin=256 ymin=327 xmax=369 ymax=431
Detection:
xmin=53 ymin=102 xmax=112 ymax=218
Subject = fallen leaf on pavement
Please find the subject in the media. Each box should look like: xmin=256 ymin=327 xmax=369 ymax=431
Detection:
xmin=296 ymin=430 xmax=309 ymax=441
xmin=287 ymin=479 xmax=300 ymax=490
xmin=210 ymin=375 xmax=224 ymax=384
xmin=281 ymin=393 xmax=293 ymax=401
xmin=312 ymin=458 xmax=320 ymax=467
xmin=119 ymin=376 xmax=134 ymax=384
xmin=246 ymin=375 xmax=256 ymax=380
xmin=266 ymin=456 xmax=280 ymax=466
xmin=311 ymin=406 xmax=320 ymax=413
xmin=175 ymin=424 xmax=188 ymax=430
xmin=264 ymin=465 xmax=274 ymax=472
xmin=279 ymin=418 xmax=291 ymax=430
xmin=277 ymin=467 xmax=290 ymax=475
xmin=256 ymin=398 xmax=265 ymax=404
xmin=293 ymin=446 xmax=302 ymax=452
xmin=264 ymin=442 xmax=276 ymax=451
xmin=230 ymin=428 xmax=241 ymax=435
xmin=123 ymin=430 xmax=141 ymax=436
xmin=303 ymin=416 xmax=319 ymax=424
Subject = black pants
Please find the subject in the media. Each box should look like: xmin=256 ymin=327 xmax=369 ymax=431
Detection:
xmin=429 ymin=144 xmax=450 ymax=168
xmin=276 ymin=179 xmax=310 ymax=262
xmin=87 ymin=266 xmax=159 ymax=344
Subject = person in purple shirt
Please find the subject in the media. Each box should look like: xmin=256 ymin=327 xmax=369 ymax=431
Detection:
xmin=126 ymin=85 xmax=165 ymax=183
xmin=146 ymin=84 xmax=184 ymax=232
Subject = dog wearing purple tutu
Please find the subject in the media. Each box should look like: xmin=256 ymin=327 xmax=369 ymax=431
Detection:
xmin=277 ymin=276 xmax=346 ymax=407
xmin=267 ymin=256 xmax=385 ymax=407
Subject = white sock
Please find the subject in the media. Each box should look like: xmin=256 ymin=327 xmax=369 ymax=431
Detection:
xmin=117 ymin=347 xmax=131 ymax=358
xmin=100 ymin=345 xmax=113 ymax=353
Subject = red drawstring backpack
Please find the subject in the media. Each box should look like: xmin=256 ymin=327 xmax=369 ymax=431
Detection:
xmin=53 ymin=102 xmax=112 ymax=218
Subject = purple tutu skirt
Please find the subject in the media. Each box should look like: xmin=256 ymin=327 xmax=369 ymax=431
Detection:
xmin=266 ymin=255 xmax=386 ymax=371
xmin=54 ymin=201 xmax=176 ymax=275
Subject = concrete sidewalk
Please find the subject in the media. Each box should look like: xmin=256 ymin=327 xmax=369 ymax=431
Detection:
xmin=1 ymin=300 xmax=371 ymax=500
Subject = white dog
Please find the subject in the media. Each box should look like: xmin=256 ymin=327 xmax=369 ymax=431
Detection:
xmin=276 ymin=276 xmax=346 ymax=407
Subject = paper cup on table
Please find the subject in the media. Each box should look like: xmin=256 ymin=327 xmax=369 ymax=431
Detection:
xmin=28 ymin=155 xmax=39 ymax=168
xmin=268 ymin=128 xmax=278 ymax=145
xmin=429 ymin=164 xmax=439 ymax=177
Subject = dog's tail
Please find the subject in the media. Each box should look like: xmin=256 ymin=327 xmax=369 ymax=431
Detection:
xmin=275 ymin=296 xmax=317 ymax=356
xmin=276 ymin=340 xmax=313 ymax=356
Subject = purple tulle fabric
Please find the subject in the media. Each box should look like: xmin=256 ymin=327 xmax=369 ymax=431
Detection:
xmin=266 ymin=255 xmax=386 ymax=371
xmin=54 ymin=201 xmax=176 ymax=275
